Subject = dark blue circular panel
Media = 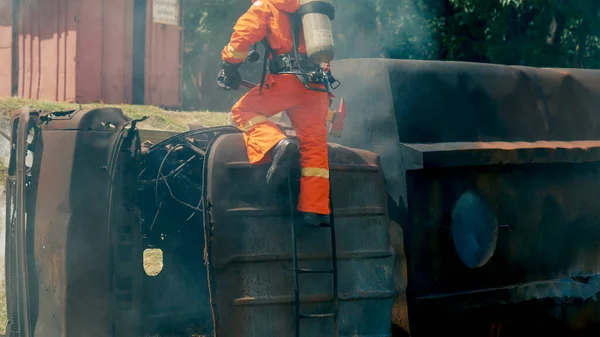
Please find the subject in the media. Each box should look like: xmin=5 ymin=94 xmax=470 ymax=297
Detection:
xmin=451 ymin=191 xmax=499 ymax=268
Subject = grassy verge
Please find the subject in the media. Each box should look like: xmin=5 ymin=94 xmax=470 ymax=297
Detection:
xmin=0 ymin=97 xmax=231 ymax=132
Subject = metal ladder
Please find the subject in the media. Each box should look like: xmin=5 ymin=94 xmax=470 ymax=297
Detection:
xmin=287 ymin=176 xmax=340 ymax=337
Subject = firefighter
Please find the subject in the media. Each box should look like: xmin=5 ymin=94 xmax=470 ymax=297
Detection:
xmin=218 ymin=0 xmax=335 ymax=226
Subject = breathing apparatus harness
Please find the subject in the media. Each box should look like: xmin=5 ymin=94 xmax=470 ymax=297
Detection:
xmin=253 ymin=2 xmax=340 ymax=95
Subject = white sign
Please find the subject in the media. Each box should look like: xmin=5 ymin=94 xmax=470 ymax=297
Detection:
xmin=153 ymin=0 xmax=180 ymax=26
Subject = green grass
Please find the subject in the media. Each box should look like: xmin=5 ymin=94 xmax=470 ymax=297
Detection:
xmin=0 ymin=97 xmax=231 ymax=132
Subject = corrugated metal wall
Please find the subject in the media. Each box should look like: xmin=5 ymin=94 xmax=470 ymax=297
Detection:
xmin=76 ymin=0 xmax=134 ymax=104
xmin=15 ymin=0 xmax=132 ymax=103
xmin=0 ymin=0 xmax=13 ymax=97
xmin=145 ymin=0 xmax=183 ymax=108
xmin=4 ymin=0 xmax=183 ymax=107
xmin=17 ymin=0 xmax=77 ymax=101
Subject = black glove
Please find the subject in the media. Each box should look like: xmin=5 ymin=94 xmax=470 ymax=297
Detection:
xmin=216 ymin=61 xmax=241 ymax=90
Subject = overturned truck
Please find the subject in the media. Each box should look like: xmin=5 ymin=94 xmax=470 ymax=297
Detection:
xmin=6 ymin=58 xmax=600 ymax=337
xmin=326 ymin=58 xmax=600 ymax=336
xmin=5 ymin=106 xmax=396 ymax=337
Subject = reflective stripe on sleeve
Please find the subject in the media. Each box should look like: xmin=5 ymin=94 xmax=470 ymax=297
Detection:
xmin=239 ymin=115 xmax=269 ymax=132
xmin=301 ymin=167 xmax=329 ymax=179
xmin=227 ymin=44 xmax=249 ymax=60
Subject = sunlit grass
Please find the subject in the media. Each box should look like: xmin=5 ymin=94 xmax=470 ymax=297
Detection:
xmin=0 ymin=97 xmax=231 ymax=132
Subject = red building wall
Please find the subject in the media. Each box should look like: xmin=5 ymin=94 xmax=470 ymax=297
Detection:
xmin=145 ymin=0 xmax=183 ymax=108
xmin=4 ymin=0 xmax=182 ymax=108
xmin=76 ymin=0 xmax=134 ymax=103
xmin=0 ymin=0 xmax=13 ymax=97
xmin=17 ymin=0 xmax=78 ymax=101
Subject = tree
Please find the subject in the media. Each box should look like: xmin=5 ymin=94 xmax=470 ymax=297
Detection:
xmin=180 ymin=0 xmax=600 ymax=111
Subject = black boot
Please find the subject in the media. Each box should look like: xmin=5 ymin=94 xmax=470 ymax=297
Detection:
xmin=266 ymin=138 xmax=299 ymax=186
xmin=302 ymin=212 xmax=331 ymax=227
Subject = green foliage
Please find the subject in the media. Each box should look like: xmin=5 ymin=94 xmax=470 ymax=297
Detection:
xmin=181 ymin=0 xmax=600 ymax=111
xmin=445 ymin=0 xmax=600 ymax=67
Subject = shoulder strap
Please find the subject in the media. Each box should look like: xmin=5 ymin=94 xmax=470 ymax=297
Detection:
xmin=290 ymin=13 xmax=302 ymax=58
xmin=258 ymin=39 xmax=272 ymax=95
xmin=257 ymin=13 xmax=305 ymax=95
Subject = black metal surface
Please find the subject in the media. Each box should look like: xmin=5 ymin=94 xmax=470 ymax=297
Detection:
xmin=17 ymin=108 xmax=31 ymax=337
xmin=290 ymin=177 xmax=301 ymax=337
xmin=5 ymin=110 xmax=19 ymax=336
xmin=328 ymin=58 xmax=600 ymax=204
xmin=205 ymin=132 xmax=396 ymax=337
xmin=136 ymin=126 xmax=239 ymax=336
xmin=6 ymin=107 xmax=35 ymax=337
xmin=289 ymin=175 xmax=340 ymax=337
xmin=328 ymin=58 xmax=600 ymax=335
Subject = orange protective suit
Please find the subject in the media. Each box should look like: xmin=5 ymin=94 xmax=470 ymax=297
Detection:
xmin=222 ymin=0 xmax=331 ymax=215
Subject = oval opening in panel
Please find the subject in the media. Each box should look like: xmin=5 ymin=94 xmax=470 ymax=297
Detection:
xmin=451 ymin=191 xmax=499 ymax=268
xmin=143 ymin=248 xmax=164 ymax=276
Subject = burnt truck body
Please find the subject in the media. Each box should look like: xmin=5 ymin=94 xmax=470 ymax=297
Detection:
xmin=327 ymin=58 xmax=600 ymax=335
xmin=4 ymin=107 xmax=396 ymax=337
xmin=6 ymin=58 xmax=600 ymax=337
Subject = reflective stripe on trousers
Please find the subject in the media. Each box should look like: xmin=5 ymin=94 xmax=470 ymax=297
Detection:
xmin=231 ymin=74 xmax=331 ymax=214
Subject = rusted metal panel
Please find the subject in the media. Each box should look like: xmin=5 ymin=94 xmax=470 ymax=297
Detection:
xmin=6 ymin=108 xmax=35 ymax=337
xmin=15 ymin=0 xmax=77 ymax=101
xmin=329 ymin=58 xmax=600 ymax=335
xmin=63 ymin=0 xmax=78 ymax=102
xmin=17 ymin=0 xmax=38 ymax=100
xmin=18 ymin=0 xmax=76 ymax=101
xmin=76 ymin=0 xmax=134 ymax=104
xmin=0 ymin=0 xmax=12 ymax=96
xmin=100 ymin=0 xmax=133 ymax=103
xmin=144 ymin=0 xmax=183 ymax=108
xmin=75 ymin=0 xmax=102 ymax=103
xmin=14 ymin=0 xmax=132 ymax=103
xmin=124 ymin=0 xmax=134 ymax=105
xmin=329 ymin=58 xmax=600 ymax=204
xmin=12 ymin=0 xmax=181 ymax=106
xmin=205 ymin=132 xmax=396 ymax=336
xmin=6 ymin=107 xmax=144 ymax=337
xmin=400 ymin=141 xmax=600 ymax=169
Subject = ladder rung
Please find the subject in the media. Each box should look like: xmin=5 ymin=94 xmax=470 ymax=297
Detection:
xmin=296 ymin=268 xmax=334 ymax=274
xmin=303 ymin=223 xmax=331 ymax=228
xmin=299 ymin=313 xmax=336 ymax=319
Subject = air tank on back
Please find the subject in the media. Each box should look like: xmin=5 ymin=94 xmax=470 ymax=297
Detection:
xmin=299 ymin=0 xmax=335 ymax=63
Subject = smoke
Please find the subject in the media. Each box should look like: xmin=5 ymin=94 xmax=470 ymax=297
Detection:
xmin=326 ymin=1 xmax=446 ymax=203
xmin=329 ymin=0 xmax=443 ymax=61
xmin=326 ymin=0 xmax=445 ymax=169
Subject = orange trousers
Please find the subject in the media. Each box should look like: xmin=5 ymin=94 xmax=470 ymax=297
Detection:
xmin=231 ymin=73 xmax=331 ymax=215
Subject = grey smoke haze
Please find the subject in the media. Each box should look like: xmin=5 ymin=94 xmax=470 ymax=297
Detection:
xmin=325 ymin=0 xmax=442 ymax=205
xmin=329 ymin=0 xmax=439 ymax=60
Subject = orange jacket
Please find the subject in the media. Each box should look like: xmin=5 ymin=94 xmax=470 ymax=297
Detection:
xmin=222 ymin=0 xmax=307 ymax=64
